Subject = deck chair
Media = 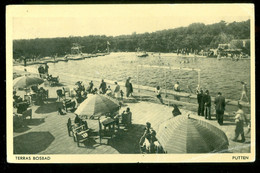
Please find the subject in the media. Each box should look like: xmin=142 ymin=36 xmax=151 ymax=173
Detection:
xmin=75 ymin=129 xmax=90 ymax=147
xmin=67 ymin=118 xmax=74 ymax=137
xmin=72 ymin=125 xmax=90 ymax=147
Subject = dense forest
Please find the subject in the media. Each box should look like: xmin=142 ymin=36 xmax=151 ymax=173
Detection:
xmin=13 ymin=20 xmax=250 ymax=59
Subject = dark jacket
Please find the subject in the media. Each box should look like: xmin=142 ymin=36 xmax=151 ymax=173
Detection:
xmin=214 ymin=95 xmax=225 ymax=112
xmin=99 ymin=82 xmax=107 ymax=93
xmin=125 ymin=79 xmax=130 ymax=88
xmin=197 ymin=93 xmax=203 ymax=104
xmin=203 ymin=94 xmax=211 ymax=107
xmin=129 ymin=83 xmax=133 ymax=93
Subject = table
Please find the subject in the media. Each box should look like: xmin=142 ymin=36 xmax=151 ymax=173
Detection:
xmin=98 ymin=117 xmax=117 ymax=144
xmin=100 ymin=117 xmax=116 ymax=130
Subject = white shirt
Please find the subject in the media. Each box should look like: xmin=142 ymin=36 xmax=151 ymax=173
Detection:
xmin=235 ymin=109 xmax=245 ymax=122
xmin=155 ymin=88 xmax=161 ymax=95
xmin=174 ymin=84 xmax=179 ymax=91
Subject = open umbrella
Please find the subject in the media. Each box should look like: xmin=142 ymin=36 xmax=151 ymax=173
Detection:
xmin=156 ymin=115 xmax=229 ymax=153
xmin=13 ymin=75 xmax=44 ymax=89
xmin=74 ymin=94 xmax=120 ymax=119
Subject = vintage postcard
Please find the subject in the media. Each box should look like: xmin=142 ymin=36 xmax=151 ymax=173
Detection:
xmin=6 ymin=4 xmax=255 ymax=163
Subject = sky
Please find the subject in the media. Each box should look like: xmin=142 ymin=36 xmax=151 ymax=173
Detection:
xmin=9 ymin=4 xmax=253 ymax=40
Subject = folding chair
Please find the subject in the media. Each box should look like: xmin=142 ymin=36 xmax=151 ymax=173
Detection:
xmin=63 ymin=87 xmax=71 ymax=98
xmin=56 ymin=89 xmax=64 ymax=101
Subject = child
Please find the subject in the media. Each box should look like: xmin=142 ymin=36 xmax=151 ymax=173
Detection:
xmin=120 ymin=90 xmax=124 ymax=100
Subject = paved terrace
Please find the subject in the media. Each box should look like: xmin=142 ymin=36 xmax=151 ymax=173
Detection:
xmin=13 ymin=86 xmax=251 ymax=154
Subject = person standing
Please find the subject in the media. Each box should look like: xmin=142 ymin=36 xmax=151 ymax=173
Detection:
xmin=114 ymin=82 xmax=120 ymax=99
xmin=23 ymin=56 xmax=27 ymax=67
xmin=99 ymin=79 xmax=107 ymax=94
xmin=195 ymin=85 xmax=200 ymax=94
xmin=129 ymin=82 xmax=134 ymax=97
xmin=125 ymin=77 xmax=131 ymax=97
xmin=214 ymin=92 xmax=226 ymax=125
xmin=87 ymin=81 xmax=94 ymax=93
xmin=200 ymin=89 xmax=205 ymax=117
xmin=120 ymin=90 xmax=124 ymax=100
xmin=240 ymin=81 xmax=249 ymax=103
xmin=197 ymin=89 xmax=203 ymax=116
xmin=173 ymin=81 xmax=180 ymax=101
xmin=155 ymin=86 xmax=163 ymax=104
xmin=174 ymin=81 xmax=180 ymax=92
xmin=44 ymin=63 xmax=49 ymax=75
xmin=38 ymin=65 xmax=42 ymax=78
xmin=204 ymin=90 xmax=211 ymax=120
xmin=232 ymin=104 xmax=246 ymax=142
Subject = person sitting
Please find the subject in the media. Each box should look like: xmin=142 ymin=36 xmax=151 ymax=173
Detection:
xmin=57 ymin=106 xmax=66 ymax=115
xmin=121 ymin=107 xmax=132 ymax=128
xmin=172 ymin=104 xmax=181 ymax=117
xmin=106 ymin=86 xmax=112 ymax=96
xmin=13 ymin=91 xmax=23 ymax=107
xmin=143 ymin=131 xmax=152 ymax=153
xmin=82 ymin=90 xmax=88 ymax=99
xmin=16 ymin=101 xmax=29 ymax=114
xmin=47 ymin=74 xmax=53 ymax=81
xmin=31 ymin=85 xmax=39 ymax=94
xmin=76 ymin=90 xmax=84 ymax=103
xmin=74 ymin=114 xmax=81 ymax=125
xmin=150 ymin=130 xmax=163 ymax=153
xmin=87 ymin=81 xmax=94 ymax=93
xmin=92 ymin=88 xmax=98 ymax=94
xmin=139 ymin=122 xmax=156 ymax=153
xmin=36 ymin=87 xmax=46 ymax=105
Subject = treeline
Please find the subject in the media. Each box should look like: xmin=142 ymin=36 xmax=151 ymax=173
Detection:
xmin=13 ymin=20 xmax=250 ymax=59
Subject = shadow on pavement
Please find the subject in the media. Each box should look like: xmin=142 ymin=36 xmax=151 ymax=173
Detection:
xmin=14 ymin=131 xmax=55 ymax=154
xmin=109 ymin=124 xmax=146 ymax=154
xmin=13 ymin=126 xmax=31 ymax=133
xmin=35 ymin=102 xmax=60 ymax=114
xmin=24 ymin=118 xmax=45 ymax=126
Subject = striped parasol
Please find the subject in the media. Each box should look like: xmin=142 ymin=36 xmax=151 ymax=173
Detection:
xmin=74 ymin=94 xmax=120 ymax=119
xmin=13 ymin=75 xmax=44 ymax=89
xmin=157 ymin=115 xmax=229 ymax=153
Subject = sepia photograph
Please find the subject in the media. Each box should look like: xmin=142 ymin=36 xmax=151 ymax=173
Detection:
xmin=6 ymin=4 xmax=255 ymax=163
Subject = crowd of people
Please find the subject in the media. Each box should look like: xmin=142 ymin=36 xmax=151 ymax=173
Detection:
xmin=13 ymin=85 xmax=48 ymax=108
xmin=152 ymin=79 xmax=250 ymax=144
xmin=68 ymin=77 xmax=135 ymax=101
